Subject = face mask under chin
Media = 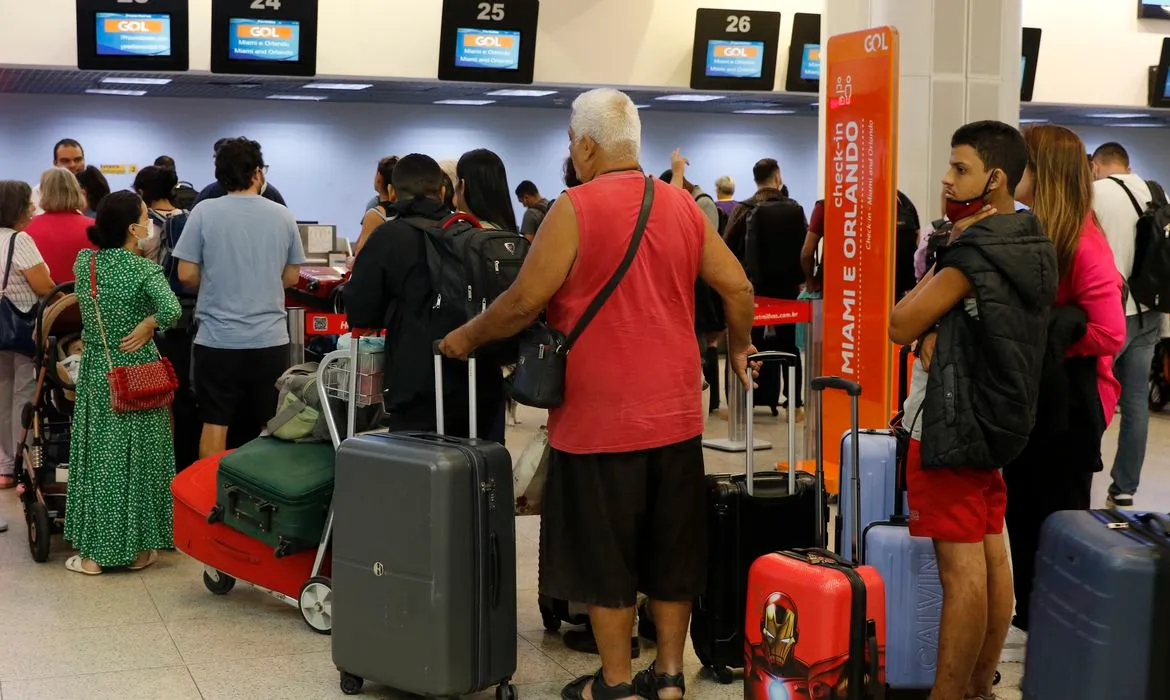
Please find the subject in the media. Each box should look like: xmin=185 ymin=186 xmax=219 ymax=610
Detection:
xmin=946 ymin=173 xmax=995 ymax=223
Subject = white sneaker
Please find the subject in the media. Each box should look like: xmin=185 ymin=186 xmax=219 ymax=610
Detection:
xmin=1107 ymin=493 xmax=1135 ymax=509
xmin=999 ymin=625 xmax=1027 ymax=663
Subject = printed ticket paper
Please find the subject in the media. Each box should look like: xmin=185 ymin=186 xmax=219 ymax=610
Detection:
xmin=816 ymin=27 xmax=899 ymax=492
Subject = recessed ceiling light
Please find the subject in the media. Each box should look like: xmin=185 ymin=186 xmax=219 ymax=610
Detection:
xmin=734 ymin=109 xmax=797 ymax=115
xmin=1115 ymin=122 xmax=1164 ymax=128
xmin=100 ymin=77 xmax=171 ymax=86
xmin=1018 ymin=118 xmax=1048 ymax=124
xmin=266 ymin=94 xmax=327 ymax=101
xmin=655 ymin=94 xmax=726 ymax=103
xmin=302 ymin=82 xmax=373 ymax=91
xmin=434 ymin=99 xmax=496 ymax=106
xmin=85 ymin=88 xmax=147 ymax=97
xmin=485 ymin=89 xmax=558 ymax=97
xmin=1086 ymin=112 xmax=1151 ymax=119
xmin=634 ymin=104 xmax=651 ymax=109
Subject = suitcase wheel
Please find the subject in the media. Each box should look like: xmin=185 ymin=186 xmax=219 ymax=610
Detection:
xmin=202 ymin=569 xmax=236 ymax=595
xmin=709 ymin=665 xmax=733 ymax=685
xmin=540 ymin=605 xmax=562 ymax=632
xmin=496 ymin=682 xmax=517 ymax=700
xmin=299 ymin=576 xmax=333 ymax=635
xmin=339 ymin=671 xmax=363 ymax=695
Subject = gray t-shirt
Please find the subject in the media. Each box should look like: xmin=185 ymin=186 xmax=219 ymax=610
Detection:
xmin=902 ymin=299 xmax=979 ymax=440
xmin=520 ymin=199 xmax=550 ymax=237
xmin=173 ymin=194 xmax=306 ymax=349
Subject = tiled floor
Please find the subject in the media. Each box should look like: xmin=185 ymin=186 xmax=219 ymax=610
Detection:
xmin=1 ymin=404 xmax=1166 ymax=700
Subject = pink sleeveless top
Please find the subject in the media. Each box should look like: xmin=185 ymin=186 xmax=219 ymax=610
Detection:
xmin=547 ymin=171 xmax=706 ymax=454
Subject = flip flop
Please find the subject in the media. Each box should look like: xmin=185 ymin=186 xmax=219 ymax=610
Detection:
xmin=65 ymin=555 xmax=102 ymax=576
xmin=127 ymin=550 xmax=159 ymax=571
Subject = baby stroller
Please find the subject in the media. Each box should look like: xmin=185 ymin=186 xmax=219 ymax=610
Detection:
xmin=13 ymin=283 xmax=81 ymax=562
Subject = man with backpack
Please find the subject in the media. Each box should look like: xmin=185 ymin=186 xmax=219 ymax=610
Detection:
xmin=515 ymin=180 xmax=550 ymax=240
xmin=345 ymin=153 xmax=515 ymax=442
xmin=1091 ymin=142 xmax=1166 ymax=509
xmin=723 ymin=158 xmax=808 ymax=419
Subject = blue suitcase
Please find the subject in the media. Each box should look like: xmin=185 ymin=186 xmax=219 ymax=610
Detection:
xmin=836 ymin=429 xmax=899 ymax=560
xmin=1022 ymin=510 xmax=1170 ymax=700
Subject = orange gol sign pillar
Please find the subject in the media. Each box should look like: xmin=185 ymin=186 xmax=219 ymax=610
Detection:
xmin=814 ymin=27 xmax=900 ymax=494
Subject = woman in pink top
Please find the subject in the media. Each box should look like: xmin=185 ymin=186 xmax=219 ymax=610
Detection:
xmin=1005 ymin=124 xmax=1126 ymax=630
xmin=23 ymin=168 xmax=96 ymax=284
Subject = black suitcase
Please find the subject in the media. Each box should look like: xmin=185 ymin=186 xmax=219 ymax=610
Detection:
xmin=690 ymin=351 xmax=823 ymax=683
xmin=331 ymin=350 xmax=518 ymax=699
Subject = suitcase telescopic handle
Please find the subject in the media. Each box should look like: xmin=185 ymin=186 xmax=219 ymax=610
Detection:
xmin=744 ymin=351 xmax=799 ymax=497
xmin=811 ymin=376 xmax=862 ymax=553
xmin=433 ymin=341 xmax=478 ymax=439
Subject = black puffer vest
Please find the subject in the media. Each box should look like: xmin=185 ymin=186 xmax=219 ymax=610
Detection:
xmin=920 ymin=213 xmax=1059 ymax=470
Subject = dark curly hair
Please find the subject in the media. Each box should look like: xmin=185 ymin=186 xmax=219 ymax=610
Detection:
xmin=215 ymin=138 xmax=265 ymax=193
xmin=88 ymin=191 xmax=144 ymax=249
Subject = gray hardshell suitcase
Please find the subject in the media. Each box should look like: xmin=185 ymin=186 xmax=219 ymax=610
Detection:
xmin=331 ymin=349 xmax=517 ymax=698
xmin=1022 ymin=509 xmax=1170 ymax=700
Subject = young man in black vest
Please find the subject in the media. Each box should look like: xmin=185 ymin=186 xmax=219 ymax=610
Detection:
xmin=890 ymin=121 xmax=1058 ymax=700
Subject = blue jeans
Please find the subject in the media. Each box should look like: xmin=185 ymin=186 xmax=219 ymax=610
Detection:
xmin=1110 ymin=313 xmax=1163 ymax=495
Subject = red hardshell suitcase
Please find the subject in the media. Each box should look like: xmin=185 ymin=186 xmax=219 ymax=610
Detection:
xmin=172 ymin=452 xmax=330 ymax=604
xmin=744 ymin=377 xmax=887 ymax=700
xmin=287 ymin=266 xmax=348 ymax=311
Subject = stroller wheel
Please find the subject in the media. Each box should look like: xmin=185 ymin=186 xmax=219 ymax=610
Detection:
xmin=26 ymin=501 xmax=51 ymax=563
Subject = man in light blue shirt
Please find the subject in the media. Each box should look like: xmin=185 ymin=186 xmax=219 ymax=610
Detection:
xmin=175 ymin=137 xmax=306 ymax=458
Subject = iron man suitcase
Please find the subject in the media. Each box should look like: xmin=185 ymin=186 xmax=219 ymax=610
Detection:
xmin=743 ymin=377 xmax=887 ymax=700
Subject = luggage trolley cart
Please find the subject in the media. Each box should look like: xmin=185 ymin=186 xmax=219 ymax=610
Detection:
xmin=177 ymin=317 xmax=380 ymax=635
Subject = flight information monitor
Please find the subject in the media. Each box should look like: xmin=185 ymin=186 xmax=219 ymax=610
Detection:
xmin=785 ymin=13 xmax=821 ymax=93
xmin=1021 ymin=27 xmax=1041 ymax=102
xmin=439 ymin=0 xmax=540 ymax=84
xmin=77 ymin=0 xmax=190 ymax=71
xmin=211 ymin=0 xmax=318 ymax=76
xmin=691 ymin=9 xmax=782 ymax=91
xmin=1140 ymin=0 xmax=1170 ymax=21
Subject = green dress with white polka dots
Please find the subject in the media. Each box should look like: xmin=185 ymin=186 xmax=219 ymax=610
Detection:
xmin=65 ymin=248 xmax=182 ymax=568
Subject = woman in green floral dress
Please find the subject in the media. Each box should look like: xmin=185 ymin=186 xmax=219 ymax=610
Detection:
xmin=64 ymin=191 xmax=181 ymax=575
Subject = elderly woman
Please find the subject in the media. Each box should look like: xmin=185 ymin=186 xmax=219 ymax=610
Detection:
xmin=64 ymin=191 xmax=181 ymax=575
xmin=0 ymin=182 xmax=56 ymax=504
xmin=23 ymin=168 xmax=97 ymax=284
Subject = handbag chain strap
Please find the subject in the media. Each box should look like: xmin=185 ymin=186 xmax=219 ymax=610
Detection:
xmin=562 ymin=174 xmax=655 ymax=351
xmin=88 ymin=253 xmax=159 ymax=373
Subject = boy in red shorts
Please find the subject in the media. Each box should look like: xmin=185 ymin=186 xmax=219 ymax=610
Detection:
xmin=890 ymin=121 xmax=1058 ymax=700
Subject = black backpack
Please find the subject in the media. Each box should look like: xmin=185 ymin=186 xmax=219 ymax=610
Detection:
xmin=1109 ymin=177 xmax=1170 ymax=312
xmin=695 ymin=193 xmax=730 ymax=235
xmin=894 ymin=191 xmax=922 ymax=299
xmin=173 ymin=182 xmax=198 ymax=211
xmin=743 ymin=197 xmax=805 ymax=289
xmin=404 ymin=212 xmax=531 ymax=346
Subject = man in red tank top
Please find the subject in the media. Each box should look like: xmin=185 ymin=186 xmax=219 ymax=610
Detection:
xmin=440 ymin=88 xmax=757 ymax=700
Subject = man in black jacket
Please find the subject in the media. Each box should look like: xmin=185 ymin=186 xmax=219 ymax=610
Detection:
xmin=344 ymin=154 xmax=505 ymax=441
xmin=890 ymin=121 xmax=1057 ymax=700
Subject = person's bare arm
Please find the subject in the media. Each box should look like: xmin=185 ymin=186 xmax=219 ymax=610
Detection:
xmin=440 ymin=197 xmax=579 ymax=358
xmin=699 ymin=219 xmax=756 ymax=387
xmin=888 ymin=266 xmax=972 ymax=345
xmin=282 ymin=264 xmax=301 ymax=289
xmin=21 ymin=263 xmax=55 ymax=299
xmin=354 ymin=209 xmax=383 ymax=258
xmin=800 ymin=231 xmax=820 ymax=288
xmin=178 ymin=261 xmax=201 ymax=289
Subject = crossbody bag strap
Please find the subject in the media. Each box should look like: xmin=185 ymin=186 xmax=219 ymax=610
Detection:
xmin=1108 ymin=176 xmax=1146 ymax=218
xmin=89 ymin=254 xmax=116 ymax=374
xmin=1 ymin=232 xmax=18 ymax=297
xmin=564 ymin=175 xmax=655 ymax=349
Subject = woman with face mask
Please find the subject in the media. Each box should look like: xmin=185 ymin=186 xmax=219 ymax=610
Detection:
xmin=64 ymin=191 xmax=182 ymax=575
xmin=1003 ymin=124 xmax=1127 ymax=630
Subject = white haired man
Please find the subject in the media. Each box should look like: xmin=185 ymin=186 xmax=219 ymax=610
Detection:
xmin=439 ymin=88 xmax=756 ymax=700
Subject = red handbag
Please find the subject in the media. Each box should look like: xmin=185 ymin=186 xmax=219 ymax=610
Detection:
xmin=89 ymin=255 xmax=178 ymax=413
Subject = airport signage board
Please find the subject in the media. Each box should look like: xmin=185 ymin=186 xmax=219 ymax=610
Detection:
xmin=77 ymin=0 xmax=190 ymax=72
xmin=690 ymin=8 xmax=781 ymax=91
xmin=211 ymin=0 xmax=319 ymax=77
xmin=439 ymin=0 xmax=540 ymax=84
xmin=818 ymin=27 xmax=900 ymax=490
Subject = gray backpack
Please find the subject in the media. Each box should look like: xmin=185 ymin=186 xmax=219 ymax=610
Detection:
xmin=266 ymin=363 xmax=331 ymax=443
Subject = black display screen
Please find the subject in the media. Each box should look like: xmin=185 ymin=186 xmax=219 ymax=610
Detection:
xmin=77 ymin=0 xmax=190 ymax=72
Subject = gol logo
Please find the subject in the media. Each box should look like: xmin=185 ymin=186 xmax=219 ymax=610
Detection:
xmin=714 ymin=44 xmax=759 ymax=59
xmin=105 ymin=19 xmax=163 ymax=33
xmin=463 ymin=33 xmax=514 ymax=49
xmin=237 ymin=24 xmax=295 ymax=40
xmin=808 ymin=48 xmax=821 ymax=62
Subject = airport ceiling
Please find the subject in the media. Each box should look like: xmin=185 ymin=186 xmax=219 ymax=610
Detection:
xmin=1 ymin=68 xmax=1169 ymax=127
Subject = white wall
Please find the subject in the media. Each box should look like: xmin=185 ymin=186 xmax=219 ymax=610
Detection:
xmin=0 ymin=0 xmax=825 ymax=89
xmin=0 ymin=93 xmax=821 ymax=236
xmin=1023 ymin=0 xmax=1170 ymax=107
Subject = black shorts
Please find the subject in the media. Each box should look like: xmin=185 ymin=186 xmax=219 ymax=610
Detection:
xmin=193 ymin=344 xmax=289 ymax=434
xmin=538 ymin=436 xmax=708 ymax=609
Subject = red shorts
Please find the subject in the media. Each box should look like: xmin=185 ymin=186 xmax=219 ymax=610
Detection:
xmin=905 ymin=439 xmax=1007 ymax=543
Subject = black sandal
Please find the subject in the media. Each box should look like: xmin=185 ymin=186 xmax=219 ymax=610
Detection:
xmin=562 ymin=669 xmax=635 ymax=700
xmin=633 ymin=662 xmax=685 ymax=700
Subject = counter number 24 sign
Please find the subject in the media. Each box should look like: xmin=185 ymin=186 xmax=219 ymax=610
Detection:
xmin=117 ymin=0 xmax=283 ymax=6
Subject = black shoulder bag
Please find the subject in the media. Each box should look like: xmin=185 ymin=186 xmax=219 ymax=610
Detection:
xmin=0 ymin=234 xmax=37 ymax=356
xmin=508 ymin=175 xmax=655 ymax=409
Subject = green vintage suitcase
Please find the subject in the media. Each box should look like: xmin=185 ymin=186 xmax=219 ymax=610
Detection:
xmin=212 ymin=437 xmax=336 ymax=557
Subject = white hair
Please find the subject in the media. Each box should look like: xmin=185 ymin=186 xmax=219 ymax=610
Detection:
xmin=715 ymin=175 xmax=736 ymax=197
xmin=437 ymin=158 xmax=459 ymax=185
xmin=570 ymin=88 xmax=641 ymax=160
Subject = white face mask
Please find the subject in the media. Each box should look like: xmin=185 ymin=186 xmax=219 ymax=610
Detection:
xmin=136 ymin=222 xmax=158 ymax=251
